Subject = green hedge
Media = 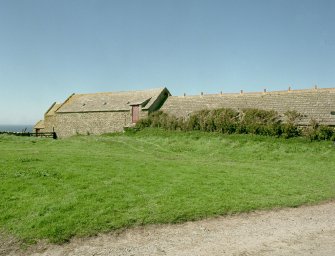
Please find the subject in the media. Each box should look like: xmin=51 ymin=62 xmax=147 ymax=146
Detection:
xmin=135 ymin=109 xmax=335 ymax=141
xmin=306 ymin=119 xmax=335 ymax=141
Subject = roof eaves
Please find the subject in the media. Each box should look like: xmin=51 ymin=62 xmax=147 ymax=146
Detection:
xmin=56 ymin=109 xmax=129 ymax=113
xmin=129 ymin=98 xmax=151 ymax=106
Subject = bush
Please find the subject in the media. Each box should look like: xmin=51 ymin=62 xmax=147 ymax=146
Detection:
xmin=186 ymin=113 xmax=201 ymax=131
xmin=282 ymin=110 xmax=302 ymax=138
xmin=284 ymin=110 xmax=302 ymax=124
xmin=194 ymin=110 xmax=212 ymax=131
xmin=306 ymin=119 xmax=335 ymax=141
xmin=282 ymin=123 xmax=300 ymax=138
xmin=136 ymin=117 xmax=152 ymax=129
xmin=213 ymin=108 xmax=240 ymax=134
xmin=239 ymin=109 xmax=282 ymax=136
xmin=135 ymin=109 xmax=334 ymax=141
xmin=135 ymin=111 xmax=183 ymax=131
xmin=184 ymin=108 xmax=240 ymax=133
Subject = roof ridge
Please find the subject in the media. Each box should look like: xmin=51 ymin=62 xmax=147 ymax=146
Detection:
xmin=56 ymin=87 xmax=168 ymax=113
xmin=74 ymin=87 xmax=166 ymax=96
xmin=173 ymin=87 xmax=335 ymax=97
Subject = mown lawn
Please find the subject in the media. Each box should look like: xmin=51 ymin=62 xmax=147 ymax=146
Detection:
xmin=0 ymin=129 xmax=334 ymax=244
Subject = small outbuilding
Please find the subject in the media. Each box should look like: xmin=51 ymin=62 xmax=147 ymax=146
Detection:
xmin=33 ymin=120 xmax=45 ymax=134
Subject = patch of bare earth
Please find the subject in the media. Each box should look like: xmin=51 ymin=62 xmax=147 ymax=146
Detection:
xmin=3 ymin=201 xmax=335 ymax=256
xmin=0 ymin=232 xmax=22 ymax=256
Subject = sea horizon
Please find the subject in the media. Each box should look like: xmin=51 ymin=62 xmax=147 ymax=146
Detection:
xmin=0 ymin=125 xmax=34 ymax=132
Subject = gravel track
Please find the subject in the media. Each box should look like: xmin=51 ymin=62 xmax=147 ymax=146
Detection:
xmin=3 ymin=201 xmax=335 ymax=256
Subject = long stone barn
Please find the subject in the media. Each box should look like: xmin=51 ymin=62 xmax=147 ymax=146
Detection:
xmin=35 ymin=87 xmax=170 ymax=138
xmin=35 ymin=87 xmax=335 ymax=138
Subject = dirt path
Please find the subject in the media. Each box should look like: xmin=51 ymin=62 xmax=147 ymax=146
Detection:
xmin=5 ymin=201 xmax=335 ymax=256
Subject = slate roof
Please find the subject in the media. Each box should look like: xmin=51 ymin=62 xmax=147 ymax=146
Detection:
xmin=161 ymin=88 xmax=335 ymax=126
xmin=57 ymin=87 xmax=168 ymax=113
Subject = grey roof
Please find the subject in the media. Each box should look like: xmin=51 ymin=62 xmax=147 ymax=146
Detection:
xmin=161 ymin=88 xmax=335 ymax=126
xmin=57 ymin=87 xmax=168 ymax=113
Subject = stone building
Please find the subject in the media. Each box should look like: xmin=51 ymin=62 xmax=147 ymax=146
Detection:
xmin=35 ymin=86 xmax=335 ymax=138
xmin=33 ymin=120 xmax=45 ymax=133
xmin=36 ymin=87 xmax=170 ymax=138
xmin=161 ymin=87 xmax=335 ymax=126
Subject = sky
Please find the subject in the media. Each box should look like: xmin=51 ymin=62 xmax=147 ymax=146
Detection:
xmin=0 ymin=0 xmax=334 ymax=124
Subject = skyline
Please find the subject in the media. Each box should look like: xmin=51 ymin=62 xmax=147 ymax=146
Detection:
xmin=1 ymin=0 xmax=335 ymax=124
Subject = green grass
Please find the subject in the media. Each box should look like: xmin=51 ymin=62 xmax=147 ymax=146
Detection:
xmin=1 ymin=129 xmax=335 ymax=244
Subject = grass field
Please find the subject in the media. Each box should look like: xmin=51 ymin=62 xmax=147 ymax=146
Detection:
xmin=1 ymin=129 xmax=335 ymax=244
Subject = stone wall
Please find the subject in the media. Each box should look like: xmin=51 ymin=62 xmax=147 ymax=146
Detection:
xmin=161 ymin=88 xmax=335 ymax=126
xmin=44 ymin=114 xmax=57 ymax=133
xmin=45 ymin=109 xmax=148 ymax=138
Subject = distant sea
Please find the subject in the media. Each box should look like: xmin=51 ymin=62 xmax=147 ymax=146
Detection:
xmin=0 ymin=125 xmax=33 ymax=132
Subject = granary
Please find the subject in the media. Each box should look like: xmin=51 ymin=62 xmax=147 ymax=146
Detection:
xmin=38 ymin=87 xmax=170 ymax=138
xmin=35 ymin=86 xmax=335 ymax=138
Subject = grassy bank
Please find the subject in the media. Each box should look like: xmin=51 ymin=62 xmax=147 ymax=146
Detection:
xmin=1 ymin=129 xmax=335 ymax=244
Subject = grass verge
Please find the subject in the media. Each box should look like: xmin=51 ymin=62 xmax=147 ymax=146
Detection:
xmin=0 ymin=129 xmax=334 ymax=244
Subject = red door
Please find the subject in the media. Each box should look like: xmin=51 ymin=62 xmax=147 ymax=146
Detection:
xmin=132 ymin=105 xmax=139 ymax=123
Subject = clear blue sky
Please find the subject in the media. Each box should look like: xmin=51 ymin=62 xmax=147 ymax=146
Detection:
xmin=1 ymin=0 xmax=334 ymax=124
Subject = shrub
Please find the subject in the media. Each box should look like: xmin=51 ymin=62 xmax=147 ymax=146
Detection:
xmin=186 ymin=113 xmax=201 ymax=131
xmin=136 ymin=117 xmax=152 ymax=129
xmin=213 ymin=108 xmax=240 ymax=134
xmin=135 ymin=109 xmax=334 ymax=141
xmin=282 ymin=123 xmax=300 ymax=138
xmin=185 ymin=108 xmax=240 ymax=133
xmin=136 ymin=111 xmax=183 ymax=131
xmin=282 ymin=110 xmax=302 ymax=138
xmin=196 ymin=110 xmax=212 ymax=132
xmin=149 ymin=111 xmax=167 ymax=128
xmin=185 ymin=110 xmax=211 ymax=131
xmin=239 ymin=109 xmax=282 ymax=136
xmin=318 ymin=125 xmax=335 ymax=140
xmin=306 ymin=119 xmax=319 ymax=141
xmin=306 ymin=119 xmax=335 ymax=141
